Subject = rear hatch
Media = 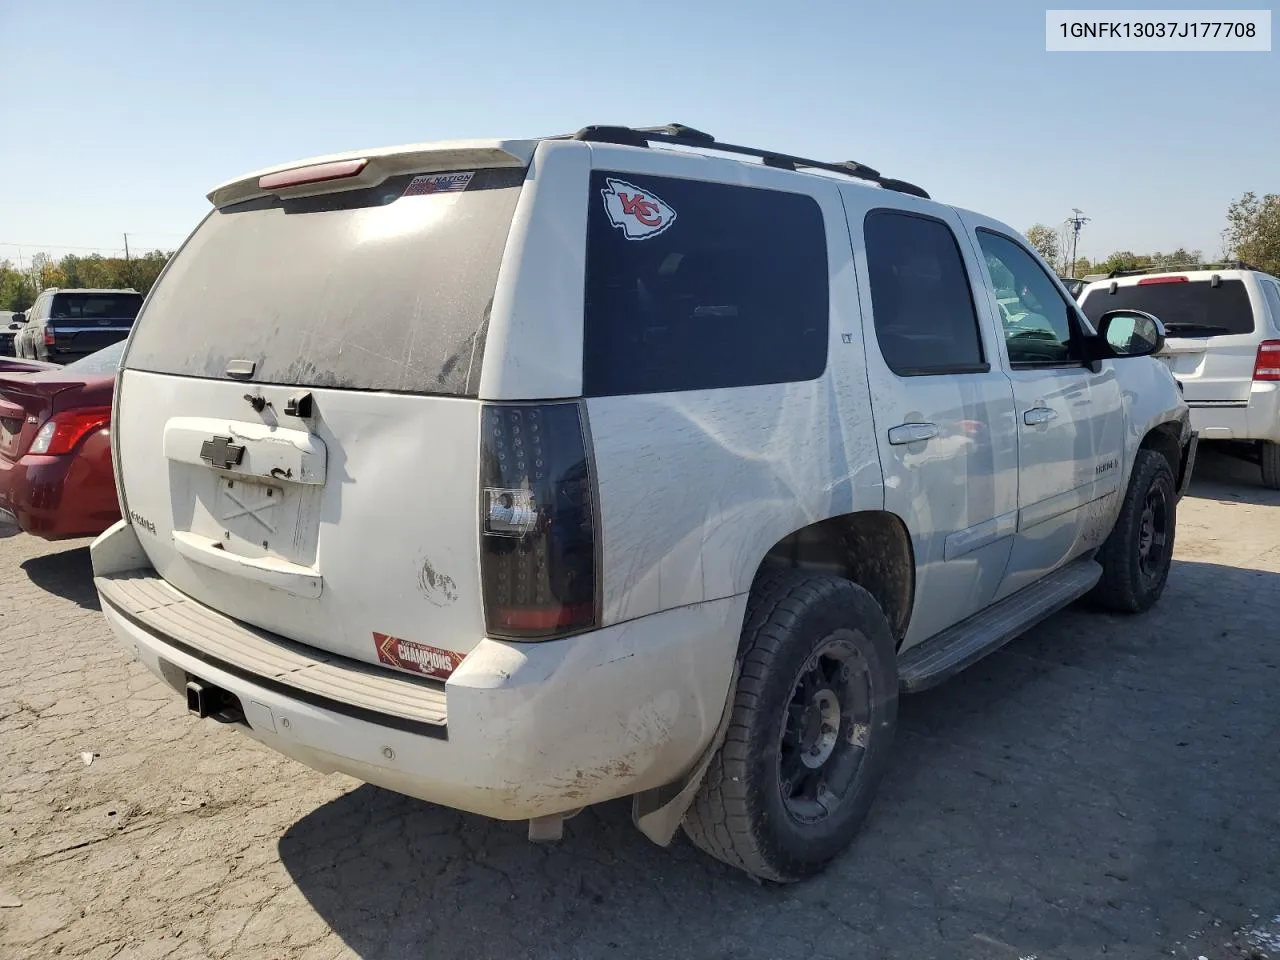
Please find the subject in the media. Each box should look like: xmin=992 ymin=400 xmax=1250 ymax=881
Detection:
xmin=48 ymin=292 xmax=143 ymax=358
xmin=115 ymin=150 xmax=531 ymax=670
xmin=1080 ymin=274 xmax=1262 ymax=403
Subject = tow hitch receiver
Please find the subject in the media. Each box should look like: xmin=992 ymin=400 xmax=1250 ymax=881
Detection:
xmin=186 ymin=680 xmax=210 ymax=717
xmin=185 ymin=679 xmax=245 ymax=724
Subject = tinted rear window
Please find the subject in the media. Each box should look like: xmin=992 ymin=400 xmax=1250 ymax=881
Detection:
xmin=1080 ymin=278 xmax=1255 ymax=337
xmin=125 ymin=167 xmax=524 ymax=394
xmin=583 ymin=171 xmax=828 ymax=396
xmin=51 ymin=293 xmax=142 ymax=322
xmin=864 ymin=210 xmax=986 ymax=375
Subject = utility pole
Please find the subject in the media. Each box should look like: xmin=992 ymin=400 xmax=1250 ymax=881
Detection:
xmin=1064 ymin=209 xmax=1090 ymax=275
xmin=123 ymin=233 xmax=133 ymax=288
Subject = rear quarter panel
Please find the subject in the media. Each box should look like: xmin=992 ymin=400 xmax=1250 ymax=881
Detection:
xmin=560 ymin=148 xmax=885 ymax=624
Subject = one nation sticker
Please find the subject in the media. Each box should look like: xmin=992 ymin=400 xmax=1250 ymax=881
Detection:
xmin=373 ymin=632 xmax=465 ymax=681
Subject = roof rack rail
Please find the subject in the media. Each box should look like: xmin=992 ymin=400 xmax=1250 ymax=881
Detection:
xmin=563 ymin=124 xmax=930 ymax=200
xmin=1107 ymin=259 xmax=1259 ymax=279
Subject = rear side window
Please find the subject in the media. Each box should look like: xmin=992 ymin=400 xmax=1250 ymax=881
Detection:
xmin=1080 ymin=278 xmax=1255 ymax=337
xmin=583 ymin=171 xmax=828 ymax=396
xmin=1260 ymin=279 xmax=1280 ymax=330
xmin=863 ymin=210 xmax=986 ymax=376
xmin=50 ymin=293 xmax=142 ymax=321
xmin=125 ymin=167 xmax=524 ymax=394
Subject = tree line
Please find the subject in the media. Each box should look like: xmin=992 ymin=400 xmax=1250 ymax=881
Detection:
xmin=1024 ymin=192 xmax=1280 ymax=279
xmin=3 ymin=190 xmax=1276 ymax=314
xmin=0 ymin=251 xmax=172 ymax=313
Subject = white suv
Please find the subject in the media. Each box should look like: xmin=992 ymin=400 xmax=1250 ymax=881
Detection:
xmin=92 ymin=124 xmax=1194 ymax=882
xmin=1079 ymin=265 xmax=1280 ymax=487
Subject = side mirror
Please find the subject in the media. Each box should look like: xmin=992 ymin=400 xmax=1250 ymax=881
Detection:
xmin=1096 ymin=309 xmax=1165 ymax=359
xmin=11 ymin=313 xmax=25 ymax=324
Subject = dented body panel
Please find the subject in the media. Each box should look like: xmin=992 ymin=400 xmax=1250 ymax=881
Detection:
xmin=95 ymin=520 xmax=742 ymax=820
xmin=115 ymin=370 xmax=487 ymax=666
xmin=94 ymin=131 xmax=1190 ymax=837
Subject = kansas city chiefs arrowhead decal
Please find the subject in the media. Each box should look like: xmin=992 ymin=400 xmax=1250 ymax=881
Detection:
xmin=600 ymin=178 xmax=677 ymax=240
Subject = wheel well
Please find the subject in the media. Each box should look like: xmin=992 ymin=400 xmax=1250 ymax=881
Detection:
xmin=757 ymin=512 xmax=915 ymax=643
xmin=1140 ymin=422 xmax=1182 ymax=479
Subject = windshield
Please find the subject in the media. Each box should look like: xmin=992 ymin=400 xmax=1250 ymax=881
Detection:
xmin=50 ymin=293 xmax=142 ymax=321
xmin=64 ymin=339 xmax=126 ymax=375
xmin=1081 ymin=278 xmax=1255 ymax=336
xmin=124 ymin=167 xmax=524 ymax=394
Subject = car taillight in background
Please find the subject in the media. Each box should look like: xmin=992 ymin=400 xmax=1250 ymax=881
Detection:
xmin=29 ymin=407 xmax=111 ymax=455
xmin=1137 ymin=276 xmax=1189 ymax=285
xmin=479 ymin=403 xmax=599 ymax=640
xmin=43 ymin=328 xmax=55 ymax=346
xmin=1254 ymin=341 xmax=1280 ymax=382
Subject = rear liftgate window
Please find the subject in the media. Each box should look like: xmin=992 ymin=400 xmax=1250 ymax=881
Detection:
xmin=1080 ymin=279 xmax=1255 ymax=337
xmin=51 ymin=293 xmax=143 ymax=320
xmin=583 ymin=170 xmax=829 ymax=396
xmin=125 ymin=167 xmax=525 ymax=394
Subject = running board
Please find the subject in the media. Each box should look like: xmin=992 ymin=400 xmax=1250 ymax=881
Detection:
xmin=897 ymin=559 xmax=1103 ymax=694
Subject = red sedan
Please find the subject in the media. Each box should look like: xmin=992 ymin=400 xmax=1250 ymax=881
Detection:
xmin=0 ymin=356 xmax=56 ymax=375
xmin=0 ymin=342 xmax=122 ymax=539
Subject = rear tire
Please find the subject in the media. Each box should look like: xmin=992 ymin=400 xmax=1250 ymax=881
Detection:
xmin=1091 ymin=449 xmax=1177 ymax=613
xmin=682 ymin=570 xmax=898 ymax=882
xmin=1261 ymin=442 xmax=1280 ymax=490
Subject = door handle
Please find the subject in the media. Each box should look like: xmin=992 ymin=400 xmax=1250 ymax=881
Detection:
xmin=888 ymin=422 xmax=939 ymax=445
xmin=1023 ymin=407 xmax=1057 ymax=426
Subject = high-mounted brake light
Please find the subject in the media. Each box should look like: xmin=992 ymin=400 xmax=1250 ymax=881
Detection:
xmin=28 ymin=406 xmax=111 ymax=455
xmin=258 ymin=158 xmax=368 ymax=191
xmin=479 ymin=403 xmax=599 ymax=640
xmin=1254 ymin=341 xmax=1280 ymax=382
xmin=1137 ymin=276 xmax=1189 ymax=285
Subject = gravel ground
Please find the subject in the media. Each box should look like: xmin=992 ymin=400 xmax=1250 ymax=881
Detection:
xmin=1 ymin=446 xmax=1278 ymax=960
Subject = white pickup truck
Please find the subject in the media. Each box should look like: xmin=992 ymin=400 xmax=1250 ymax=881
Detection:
xmin=92 ymin=123 xmax=1196 ymax=882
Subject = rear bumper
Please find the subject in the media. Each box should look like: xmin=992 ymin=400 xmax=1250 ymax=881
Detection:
xmin=0 ymin=434 xmax=121 ymax=539
xmin=92 ymin=523 xmax=742 ymax=820
xmin=1188 ymin=383 xmax=1280 ymax=443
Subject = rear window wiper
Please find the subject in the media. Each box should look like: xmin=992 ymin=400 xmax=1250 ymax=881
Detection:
xmin=1163 ymin=322 xmax=1232 ymax=336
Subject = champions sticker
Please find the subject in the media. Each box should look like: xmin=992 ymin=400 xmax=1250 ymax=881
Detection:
xmin=402 ymin=171 xmax=475 ymax=197
xmin=373 ymin=632 xmax=465 ymax=681
xmin=600 ymin=177 xmax=677 ymax=240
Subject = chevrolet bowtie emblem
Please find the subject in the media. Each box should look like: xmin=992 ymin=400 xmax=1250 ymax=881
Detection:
xmin=200 ymin=435 xmax=246 ymax=470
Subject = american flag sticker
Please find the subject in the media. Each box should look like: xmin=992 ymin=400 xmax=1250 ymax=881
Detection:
xmin=402 ymin=171 xmax=475 ymax=197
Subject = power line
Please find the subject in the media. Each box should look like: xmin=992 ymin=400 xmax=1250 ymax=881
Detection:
xmin=0 ymin=241 xmax=127 ymax=253
xmin=0 ymin=237 xmax=181 ymax=253
xmin=1064 ymin=209 xmax=1090 ymax=273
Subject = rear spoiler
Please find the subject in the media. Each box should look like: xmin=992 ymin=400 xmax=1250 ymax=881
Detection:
xmin=206 ymin=139 xmax=538 ymax=209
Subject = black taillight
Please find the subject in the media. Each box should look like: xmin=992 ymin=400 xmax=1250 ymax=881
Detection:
xmin=479 ymin=402 xmax=599 ymax=640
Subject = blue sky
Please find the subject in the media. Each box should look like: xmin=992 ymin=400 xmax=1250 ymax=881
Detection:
xmin=1 ymin=0 xmax=1274 ymax=265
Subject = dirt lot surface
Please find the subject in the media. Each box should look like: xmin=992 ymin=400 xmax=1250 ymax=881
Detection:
xmin=2 ymin=447 xmax=1278 ymax=960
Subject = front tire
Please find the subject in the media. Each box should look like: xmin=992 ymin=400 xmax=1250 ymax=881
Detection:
xmin=1261 ymin=442 xmax=1280 ymax=490
xmin=1092 ymin=449 xmax=1177 ymax=613
xmin=682 ymin=570 xmax=898 ymax=882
